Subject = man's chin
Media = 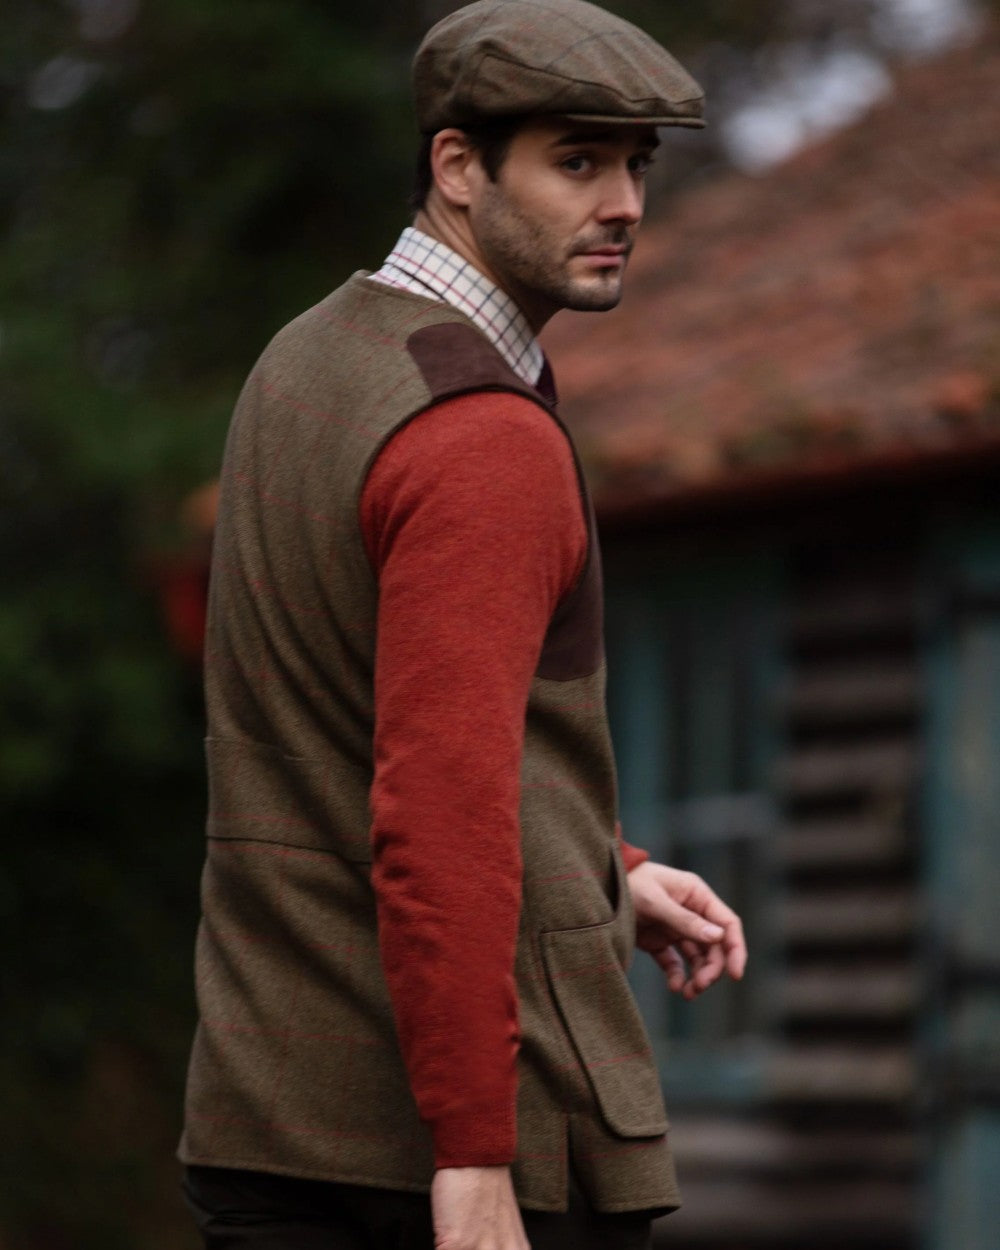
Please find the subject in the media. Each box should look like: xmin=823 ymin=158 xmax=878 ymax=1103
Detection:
xmin=564 ymin=285 xmax=624 ymax=313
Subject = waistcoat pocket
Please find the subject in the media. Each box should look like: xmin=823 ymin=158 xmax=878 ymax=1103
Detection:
xmin=540 ymin=854 xmax=668 ymax=1139
xmin=206 ymin=736 xmax=373 ymax=863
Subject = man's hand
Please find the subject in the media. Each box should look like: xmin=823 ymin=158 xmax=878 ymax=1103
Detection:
xmin=431 ymin=1166 xmax=530 ymax=1250
xmin=628 ymin=861 xmax=747 ymax=1000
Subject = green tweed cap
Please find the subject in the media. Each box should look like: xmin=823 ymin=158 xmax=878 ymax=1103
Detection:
xmin=413 ymin=0 xmax=705 ymax=133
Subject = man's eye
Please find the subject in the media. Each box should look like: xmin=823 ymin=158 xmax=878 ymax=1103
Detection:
xmin=561 ymin=154 xmax=593 ymax=174
xmin=629 ymin=154 xmax=655 ymax=175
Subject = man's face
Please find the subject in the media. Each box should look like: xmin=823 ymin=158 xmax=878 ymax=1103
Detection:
xmin=466 ymin=118 xmax=658 ymax=329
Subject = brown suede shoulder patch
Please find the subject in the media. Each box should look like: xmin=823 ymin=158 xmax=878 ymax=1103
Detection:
xmin=406 ymin=321 xmax=604 ymax=682
xmin=407 ymin=321 xmax=538 ymax=403
xmin=538 ymin=494 xmax=604 ymax=682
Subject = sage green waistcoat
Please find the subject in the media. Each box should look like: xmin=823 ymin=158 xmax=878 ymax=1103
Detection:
xmin=179 ymin=274 xmax=679 ymax=1213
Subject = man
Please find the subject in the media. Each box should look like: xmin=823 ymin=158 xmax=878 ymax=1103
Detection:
xmin=179 ymin=2 xmax=746 ymax=1247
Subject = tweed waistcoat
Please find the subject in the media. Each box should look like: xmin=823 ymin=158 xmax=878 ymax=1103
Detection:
xmin=179 ymin=274 xmax=678 ymax=1214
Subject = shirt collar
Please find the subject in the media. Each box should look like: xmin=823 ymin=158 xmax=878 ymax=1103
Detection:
xmin=369 ymin=226 xmax=546 ymax=389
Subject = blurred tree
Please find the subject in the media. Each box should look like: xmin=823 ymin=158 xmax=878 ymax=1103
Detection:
xmin=5 ymin=0 xmax=978 ymax=1245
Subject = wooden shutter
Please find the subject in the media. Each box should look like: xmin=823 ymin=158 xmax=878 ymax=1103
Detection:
xmin=604 ymin=532 xmax=922 ymax=1248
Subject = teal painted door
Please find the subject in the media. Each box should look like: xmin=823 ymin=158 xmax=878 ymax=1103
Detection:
xmin=923 ymin=519 xmax=1000 ymax=1250
xmin=603 ymin=542 xmax=783 ymax=1105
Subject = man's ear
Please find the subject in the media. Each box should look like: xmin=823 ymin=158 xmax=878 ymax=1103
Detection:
xmin=429 ymin=129 xmax=483 ymax=208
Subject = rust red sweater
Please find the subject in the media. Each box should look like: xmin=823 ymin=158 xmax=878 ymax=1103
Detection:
xmin=361 ymin=390 xmax=648 ymax=1169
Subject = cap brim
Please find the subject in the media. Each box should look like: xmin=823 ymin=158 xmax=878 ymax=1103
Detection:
xmin=562 ymin=112 xmax=705 ymax=128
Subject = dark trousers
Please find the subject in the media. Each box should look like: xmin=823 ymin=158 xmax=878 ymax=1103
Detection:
xmin=183 ymin=1164 xmax=653 ymax=1250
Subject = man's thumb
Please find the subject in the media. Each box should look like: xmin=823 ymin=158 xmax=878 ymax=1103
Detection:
xmin=668 ymin=904 xmax=724 ymax=944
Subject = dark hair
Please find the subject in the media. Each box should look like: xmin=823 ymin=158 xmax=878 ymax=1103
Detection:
xmin=409 ymin=118 xmax=523 ymax=211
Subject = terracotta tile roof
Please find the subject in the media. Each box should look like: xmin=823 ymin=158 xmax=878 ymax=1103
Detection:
xmin=543 ymin=27 xmax=1000 ymax=516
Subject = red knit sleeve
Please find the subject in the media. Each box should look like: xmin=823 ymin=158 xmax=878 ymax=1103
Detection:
xmin=360 ymin=390 xmax=587 ymax=1169
xmin=616 ymin=823 xmax=650 ymax=872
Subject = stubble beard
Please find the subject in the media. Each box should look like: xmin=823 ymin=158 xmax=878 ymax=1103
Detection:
xmin=476 ymin=188 xmax=631 ymax=316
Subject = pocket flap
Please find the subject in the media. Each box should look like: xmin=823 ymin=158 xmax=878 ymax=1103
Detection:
xmin=541 ymin=921 xmax=668 ymax=1138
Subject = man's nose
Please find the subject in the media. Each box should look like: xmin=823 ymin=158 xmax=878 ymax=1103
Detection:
xmin=596 ymin=167 xmax=644 ymax=225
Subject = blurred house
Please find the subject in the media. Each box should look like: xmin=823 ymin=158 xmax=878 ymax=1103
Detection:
xmin=544 ymin=26 xmax=1000 ymax=1250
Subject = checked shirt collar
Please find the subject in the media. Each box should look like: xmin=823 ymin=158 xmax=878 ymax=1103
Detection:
xmin=369 ymin=226 xmax=546 ymax=390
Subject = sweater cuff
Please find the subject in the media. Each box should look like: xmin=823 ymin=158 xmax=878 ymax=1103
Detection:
xmin=430 ymin=1097 xmax=518 ymax=1169
xmin=616 ymin=823 xmax=650 ymax=872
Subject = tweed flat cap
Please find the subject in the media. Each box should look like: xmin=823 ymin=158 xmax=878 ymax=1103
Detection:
xmin=413 ymin=0 xmax=705 ymax=133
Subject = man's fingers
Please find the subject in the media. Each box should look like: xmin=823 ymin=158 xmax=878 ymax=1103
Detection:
xmin=721 ymin=913 xmax=748 ymax=980
xmin=630 ymin=861 xmax=749 ymax=990
xmin=673 ymin=938 xmax=719 ymax=999
xmin=658 ymin=945 xmax=688 ymax=993
xmin=652 ymin=938 xmax=722 ymax=998
xmin=689 ymin=940 xmax=725 ymax=994
xmin=668 ymin=881 xmax=748 ymax=982
xmin=639 ymin=888 xmax=722 ymax=945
